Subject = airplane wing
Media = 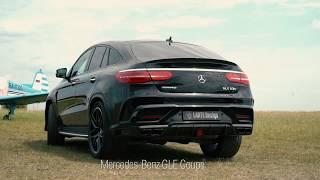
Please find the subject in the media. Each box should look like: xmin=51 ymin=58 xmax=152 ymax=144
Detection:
xmin=0 ymin=92 xmax=48 ymax=105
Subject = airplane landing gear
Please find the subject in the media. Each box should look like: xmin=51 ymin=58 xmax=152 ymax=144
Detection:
xmin=3 ymin=114 xmax=13 ymax=120
xmin=2 ymin=104 xmax=16 ymax=120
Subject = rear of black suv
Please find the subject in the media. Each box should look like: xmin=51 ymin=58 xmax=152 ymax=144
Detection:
xmin=112 ymin=55 xmax=254 ymax=158
xmin=46 ymin=40 xmax=254 ymax=159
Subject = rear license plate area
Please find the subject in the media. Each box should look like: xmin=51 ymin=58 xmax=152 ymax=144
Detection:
xmin=183 ymin=111 xmax=220 ymax=121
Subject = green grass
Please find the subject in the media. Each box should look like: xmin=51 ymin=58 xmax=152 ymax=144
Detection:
xmin=0 ymin=110 xmax=319 ymax=179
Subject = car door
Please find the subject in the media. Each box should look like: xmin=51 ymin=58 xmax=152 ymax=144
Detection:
xmin=57 ymin=47 xmax=94 ymax=126
xmin=72 ymin=46 xmax=107 ymax=126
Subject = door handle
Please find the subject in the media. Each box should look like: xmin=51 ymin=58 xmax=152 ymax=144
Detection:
xmin=71 ymin=78 xmax=80 ymax=85
xmin=90 ymin=77 xmax=96 ymax=83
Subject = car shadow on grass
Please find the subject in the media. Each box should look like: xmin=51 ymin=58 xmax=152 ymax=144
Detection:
xmin=24 ymin=139 xmax=230 ymax=163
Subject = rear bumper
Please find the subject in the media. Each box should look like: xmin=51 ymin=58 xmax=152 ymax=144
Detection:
xmin=113 ymin=123 xmax=252 ymax=142
xmin=111 ymin=103 xmax=254 ymax=142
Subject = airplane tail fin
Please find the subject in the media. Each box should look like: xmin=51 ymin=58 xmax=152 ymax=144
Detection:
xmin=32 ymin=69 xmax=49 ymax=92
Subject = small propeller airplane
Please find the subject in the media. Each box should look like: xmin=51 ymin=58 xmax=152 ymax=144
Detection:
xmin=0 ymin=69 xmax=49 ymax=120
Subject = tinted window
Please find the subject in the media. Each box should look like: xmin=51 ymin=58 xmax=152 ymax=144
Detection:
xmin=88 ymin=46 xmax=106 ymax=71
xmin=131 ymin=42 xmax=225 ymax=62
xmin=101 ymin=48 xmax=110 ymax=67
xmin=108 ymin=48 xmax=122 ymax=66
xmin=71 ymin=48 xmax=94 ymax=77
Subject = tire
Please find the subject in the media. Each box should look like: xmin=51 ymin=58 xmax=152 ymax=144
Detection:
xmin=47 ymin=105 xmax=65 ymax=145
xmin=200 ymin=135 xmax=242 ymax=158
xmin=88 ymin=101 xmax=115 ymax=159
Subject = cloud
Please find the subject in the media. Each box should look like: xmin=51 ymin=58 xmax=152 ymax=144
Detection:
xmin=44 ymin=0 xmax=257 ymax=10
xmin=136 ymin=16 xmax=224 ymax=33
xmin=199 ymin=0 xmax=291 ymax=8
xmin=201 ymin=0 xmax=320 ymax=10
xmin=43 ymin=0 xmax=291 ymax=11
xmin=45 ymin=0 xmax=183 ymax=10
xmin=312 ymin=19 xmax=320 ymax=29
xmin=199 ymin=0 xmax=251 ymax=8
xmin=290 ymin=2 xmax=320 ymax=9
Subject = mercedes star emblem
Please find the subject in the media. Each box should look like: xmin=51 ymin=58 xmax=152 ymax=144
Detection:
xmin=198 ymin=75 xmax=206 ymax=84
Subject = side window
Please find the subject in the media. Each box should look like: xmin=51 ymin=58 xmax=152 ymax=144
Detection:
xmin=71 ymin=48 xmax=94 ymax=77
xmin=108 ymin=48 xmax=122 ymax=66
xmin=88 ymin=46 xmax=106 ymax=71
xmin=101 ymin=48 xmax=110 ymax=67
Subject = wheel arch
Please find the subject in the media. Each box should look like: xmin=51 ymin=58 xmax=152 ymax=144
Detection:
xmin=45 ymin=97 xmax=61 ymax=131
xmin=44 ymin=100 xmax=53 ymax=131
xmin=89 ymin=93 xmax=111 ymax=121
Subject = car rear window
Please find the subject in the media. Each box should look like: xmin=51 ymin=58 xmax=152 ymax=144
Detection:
xmin=131 ymin=42 xmax=225 ymax=62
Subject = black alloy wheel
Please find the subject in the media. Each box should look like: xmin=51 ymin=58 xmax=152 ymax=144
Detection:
xmin=89 ymin=105 xmax=104 ymax=155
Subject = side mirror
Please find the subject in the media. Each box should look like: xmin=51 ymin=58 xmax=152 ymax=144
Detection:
xmin=56 ymin=68 xmax=68 ymax=79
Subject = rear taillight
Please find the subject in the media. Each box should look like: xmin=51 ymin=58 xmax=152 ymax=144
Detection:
xmin=148 ymin=71 xmax=172 ymax=81
xmin=116 ymin=70 xmax=172 ymax=84
xmin=116 ymin=70 xmax=150 ymax=83
xmin=225 ymin=72 xmax=249 ymax=86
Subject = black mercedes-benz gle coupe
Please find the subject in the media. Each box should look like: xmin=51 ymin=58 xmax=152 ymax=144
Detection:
xmin=45 ymin=40 xmax=254 ymax=159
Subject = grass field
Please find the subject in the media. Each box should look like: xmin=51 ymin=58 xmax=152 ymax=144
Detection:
xmin=0 ymin=110 xmax=319 ymax=179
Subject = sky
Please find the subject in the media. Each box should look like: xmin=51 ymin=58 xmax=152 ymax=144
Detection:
xmin=0 ymin=0 xmax=319 ymax=111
